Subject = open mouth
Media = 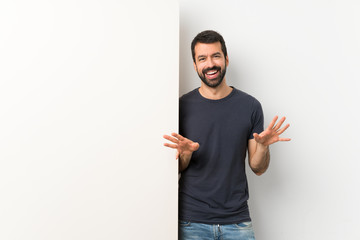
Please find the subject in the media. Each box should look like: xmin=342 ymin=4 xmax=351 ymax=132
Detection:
xmin=206 ymin=70 xmax=218 ymax=75
xmin=205 ymin=69 xmax=220 ymax=79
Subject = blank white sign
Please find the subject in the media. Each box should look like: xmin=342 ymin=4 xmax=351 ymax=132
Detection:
xmin=0 ymin=1 xmax=178 ymax=239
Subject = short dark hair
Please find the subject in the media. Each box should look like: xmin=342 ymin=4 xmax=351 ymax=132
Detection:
xmin=191 ymin=30 xmax=228 ymax=62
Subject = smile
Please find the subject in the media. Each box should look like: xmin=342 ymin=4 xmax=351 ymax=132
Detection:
xmin=205 ymin=69 xmax=220 ymax=79
xmin=206 ymin=70 xmax=218 ymax=75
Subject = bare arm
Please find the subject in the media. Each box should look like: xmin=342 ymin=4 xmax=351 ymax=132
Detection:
xmin=163 ymin=133 xmax=199 ymax=172
xmin=248 ymin=139 xmax=270 ymax=176
xmin=248 ymin=116 xmax=290 ymax=176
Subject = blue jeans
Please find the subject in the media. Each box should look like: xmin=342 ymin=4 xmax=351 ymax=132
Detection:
xmin=179 ymin=220 xmax=256 ymax=240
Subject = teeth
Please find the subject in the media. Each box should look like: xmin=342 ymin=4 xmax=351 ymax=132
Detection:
xmin=207 ymin=70 xmax=217 ymax=75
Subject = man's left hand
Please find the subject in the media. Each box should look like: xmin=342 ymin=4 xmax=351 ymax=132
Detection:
xmin=253 ymin=116 xmax=291 ymax=146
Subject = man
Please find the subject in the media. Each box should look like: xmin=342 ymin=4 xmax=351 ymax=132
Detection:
xmin=163 ymin=30 xmax=290 ymax=240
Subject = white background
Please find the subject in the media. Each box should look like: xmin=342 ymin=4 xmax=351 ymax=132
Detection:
xmin=180 ymin=0 xmax=360 ymax=239
xmin=0 ymin=1 xmax=178 ymax=239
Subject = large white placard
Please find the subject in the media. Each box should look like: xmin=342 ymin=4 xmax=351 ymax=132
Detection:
xmin=0 ymin=1 xmax=178 ymax=239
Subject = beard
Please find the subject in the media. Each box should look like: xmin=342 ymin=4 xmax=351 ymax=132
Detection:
xmin=197 ymin=65 xmax=227 ymax=88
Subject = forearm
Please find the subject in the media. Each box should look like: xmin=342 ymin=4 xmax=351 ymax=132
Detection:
xmin=178 ymin=154 xmax=191 ymax=172
xmin=249 ymin=143 xmax=270 ymax=176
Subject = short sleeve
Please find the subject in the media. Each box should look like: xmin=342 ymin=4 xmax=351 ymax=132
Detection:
xmin=248 ymin=98 xmax=264 ymax=139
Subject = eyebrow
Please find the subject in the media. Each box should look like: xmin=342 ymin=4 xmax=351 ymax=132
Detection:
xmin=197 ymin=52 xmax=222 ymax=60
xmin=197 ymin=55 xmax=206 ymax=60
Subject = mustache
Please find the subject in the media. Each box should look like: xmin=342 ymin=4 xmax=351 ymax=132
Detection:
xmin=202 ymin=66 xmax=221 ymax=75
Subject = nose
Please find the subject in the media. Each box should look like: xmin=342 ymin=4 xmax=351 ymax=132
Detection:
xmin=206 ymin=58 xmax=215 ymax=68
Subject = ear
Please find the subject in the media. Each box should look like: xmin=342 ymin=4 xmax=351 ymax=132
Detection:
xmin=193 ymin=61 xmax=197 ymax=71
xmin=225 ymin=55 xmax=229 ymax=67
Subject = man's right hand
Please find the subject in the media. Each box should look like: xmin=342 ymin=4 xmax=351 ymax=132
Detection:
xmin=163 ymin=133 xmax=199 ymax=172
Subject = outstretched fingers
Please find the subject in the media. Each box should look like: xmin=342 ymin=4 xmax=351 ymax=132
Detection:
xmin=259 ymin=116 xmax=291 ymax=145
xmin=163 ymin=133 xmax=193 ymax=149
xmin=171 ymin=132 xmax=185 ymax=141
xmin=278 ymin=137 xmax=291 ymax=141
xmin=267 ymin=116 xmax=279 ymax=130
xmin=163 ymin=134 xmax=179 ymax=144
xmin=163 ymin=133 xmax=200 ymax=162
xmin=163 ymin=142 xmax=178 ymax=149
xmin=277 ymin=123 xmax=290 ymax=135
xmin=274 ymin=118 xmax=291 ymax=141
xmin=273 ymin=116 xmax=287 ymax=131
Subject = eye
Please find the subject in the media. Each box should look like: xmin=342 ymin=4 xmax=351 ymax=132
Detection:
xmin=198 ymin=58 xmax=205 ymax=62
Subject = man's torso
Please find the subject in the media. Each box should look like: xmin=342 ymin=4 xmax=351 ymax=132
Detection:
xmin=179 ymin=87 xmax=264 ymax=224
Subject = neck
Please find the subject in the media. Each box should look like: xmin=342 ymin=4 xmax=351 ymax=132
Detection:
xmin=199 ymin=79 xmax=233 ymax=100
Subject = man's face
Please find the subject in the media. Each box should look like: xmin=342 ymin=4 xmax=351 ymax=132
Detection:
xmin=193 ymin=42 xmax=228 ymax=88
